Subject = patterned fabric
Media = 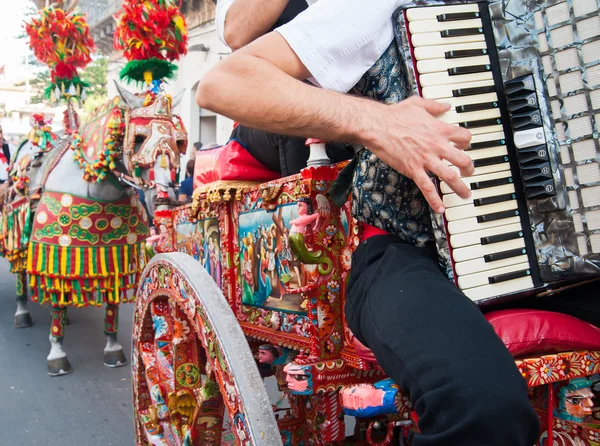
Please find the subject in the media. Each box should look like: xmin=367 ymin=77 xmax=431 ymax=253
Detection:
xmin=351 ymin=42 xmax=432 ymax=247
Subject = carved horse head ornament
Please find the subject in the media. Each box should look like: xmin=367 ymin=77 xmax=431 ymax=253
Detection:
xmin=115 ymin=81 xmax=187 ymax=192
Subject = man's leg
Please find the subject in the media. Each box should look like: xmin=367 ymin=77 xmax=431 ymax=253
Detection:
xmin=345 ymin=235 xmax=540 ymax=446
xmin=231 ymin=125 xmax=352 ymax=177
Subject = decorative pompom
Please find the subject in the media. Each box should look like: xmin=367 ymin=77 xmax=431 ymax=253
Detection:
xmin=114 ymin=0 xmax=188 ymax=83
xmin=24 ymin=6 xmax=95 ymax=102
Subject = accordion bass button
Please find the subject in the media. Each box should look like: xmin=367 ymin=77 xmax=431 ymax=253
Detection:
xmin=513 ymin=128 xmax=546 ymax=149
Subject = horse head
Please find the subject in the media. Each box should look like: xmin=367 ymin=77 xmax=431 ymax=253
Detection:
xmin=115 ymin=82 xmax=187 ymax=214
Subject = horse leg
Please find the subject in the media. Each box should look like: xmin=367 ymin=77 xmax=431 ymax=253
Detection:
xmin=14 ymin=271 xmax=32 ymax=328
xmin=103 ymin=304 xmax=127 ymax=368
xmin=47 ymin=307 xmax=72 ymax=376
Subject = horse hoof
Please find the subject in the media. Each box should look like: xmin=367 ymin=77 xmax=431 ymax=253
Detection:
xmin=48 ymin=357 xmax=73 ymax=376
xmin=14 ymin=313 xmax=33 ymax=329
xmin=104 ymin=349 xmax=127 ymax=368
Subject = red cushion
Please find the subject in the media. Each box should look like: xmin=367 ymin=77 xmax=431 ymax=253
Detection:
xmin=193 ymin=139 xmax=280 ymax=188
xmin=485 ymin=309 xmax=600 ymax=358
xmin=352 ymin=309 xmax=600 ymax=364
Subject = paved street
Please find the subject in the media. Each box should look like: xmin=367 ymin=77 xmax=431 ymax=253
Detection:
xmin=0 ymin=258 xmax=135 ymax=446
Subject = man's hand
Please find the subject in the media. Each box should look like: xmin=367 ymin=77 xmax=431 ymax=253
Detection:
xmin=366 ymin=96 xmax=473 ymax=214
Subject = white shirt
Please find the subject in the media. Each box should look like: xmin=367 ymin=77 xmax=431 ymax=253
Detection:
xmin=216 ymin=0 xmax=407 ymax=93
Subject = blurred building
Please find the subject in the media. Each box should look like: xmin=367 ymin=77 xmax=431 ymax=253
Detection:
xmin=80 ymin=0 xmax=234 ymax=166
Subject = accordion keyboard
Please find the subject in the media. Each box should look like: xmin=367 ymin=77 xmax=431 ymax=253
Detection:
xmin=406 ymin=3 xmax=537 ymax=301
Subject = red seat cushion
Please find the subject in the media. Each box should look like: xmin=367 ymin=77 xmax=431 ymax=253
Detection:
xmin=193 ymin=139 xmax=280 ymax=188
xmin=352 ymin=309 xmax=600 ymax=364
xmin=485 ymin=308 xmax=600 ymax=358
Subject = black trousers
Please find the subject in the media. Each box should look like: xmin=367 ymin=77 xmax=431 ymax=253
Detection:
xmin=346 ymin=235 xmax=568 ymax=446
xmin=230 ymin=125 xmax=353 ymax=176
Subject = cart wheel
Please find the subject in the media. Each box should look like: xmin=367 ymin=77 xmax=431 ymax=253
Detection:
xmin=132 ymin=253 xmax=282 ymax=446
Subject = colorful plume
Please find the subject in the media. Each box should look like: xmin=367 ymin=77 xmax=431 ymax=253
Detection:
xmin=24 ymin=5 xmax=95 ymax=103
xmin=114 ymin=0 xmax=188 ymax=84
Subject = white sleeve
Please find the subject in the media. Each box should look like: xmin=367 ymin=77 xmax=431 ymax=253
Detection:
xmin=216 ymin=0 xmax=236 ymax=48
xmin=276 ymin=0 xmax=403 ymax=93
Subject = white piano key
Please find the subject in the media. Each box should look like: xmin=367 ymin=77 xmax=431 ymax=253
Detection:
xmin=458 ymin=262 xmax=531 ymax=290
xmin=447 ymin=215 xmax=521 ymax=235
xmin=468 ymin=124 xmax=505 ymax=136
xmin=463 ymin=276 xmax=534 ymax=302
xmin=422 ymin=79 xmax=494 ymax=99
xmin=437 ymin=93 xmax=498 ymax=109
xmin=450 ymin=222 xmax=522 ymax=248
xmin=470 ymin=131 xmax=506 ymax=145
xmin=414 ymin=42 xmax=488 ymax=60
xmin=514 ymin=128 xmax=547 ymax=149
xmin=449 ymin=161 xmax=510 ymax=177
xmin=406 ymin=4 xmax=479 ymax=21
xmin=452 ymin=237 xmax=525 ymax=263
xmin=443 ymin=145 xmax=508 ymax=166
xmin=439 ymin=108 xmax=501 ymax=125
xmin=440 ymin=169 xmax=512 ymax=195
xmin=444 ymin=183 xmax=515 ymax=208
xmin=409 ymin=18 xmax=483 ymax=34
xmin=455 ymin=254 xmax=529 ymax=276
xmin=417 ymin=56 xmax=491 ymax=74
xmin=411 ymin=32 xmax=486 ymax=48
xmin=445 ymin=199 xmax=517 ymax=221
xmin=419 ymin=70 xmax=493 ymax=87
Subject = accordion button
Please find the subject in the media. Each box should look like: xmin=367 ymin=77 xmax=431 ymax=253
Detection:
xmin=524 ymin=180 xmax=556 ymax=199
xmin=504 ymin=75 xmax=536 ymax=97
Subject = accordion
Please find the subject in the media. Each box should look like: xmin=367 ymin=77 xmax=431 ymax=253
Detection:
xmin=394 ymin=0 xmax=600 ymax=304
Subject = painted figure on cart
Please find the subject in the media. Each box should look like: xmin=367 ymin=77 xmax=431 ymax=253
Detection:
xmin=558 ymin=378 xmax=597 ymax=422
xmin=238 ymin=203 xmax=310 ymax=313
xmin=0 ymin=0 xmax=189 ymax=376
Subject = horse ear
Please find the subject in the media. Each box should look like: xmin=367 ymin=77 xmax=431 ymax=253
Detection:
xmin=114 ymin=81 xmax=145 ymax=109
xmin=171 ymin=90 xmax=185 ymax=109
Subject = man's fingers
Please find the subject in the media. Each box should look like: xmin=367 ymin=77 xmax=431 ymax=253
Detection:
xmin=432 ymin=162 xmax=471 ymax=199
xmin=411 ymin=96 xmax=451 ymax=116
xmin=439 ymin=123 xmax=472 ymax=149
xmin=413 ymin=172 xmax=445 ymax=214
xmin=443 ymin=145 xmax=474 ymax=177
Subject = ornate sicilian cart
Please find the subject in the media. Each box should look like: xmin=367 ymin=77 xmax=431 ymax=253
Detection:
xmin=131 ymin=0 xmax=600 ymax=441
xmin=132 ymin=143 xmax=600 ymax=445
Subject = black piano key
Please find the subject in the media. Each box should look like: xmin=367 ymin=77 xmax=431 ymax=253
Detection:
xmin=525 ymin=180 xmax=556 ymax=199
xmin=484 ymin=247 xmax=527 ymax=263
xmin=473 ymin=193 xmax=516 ymax=207
xmin=457 ymin=101 xmax=499 ymax=113
xmin=518 ymin=145 xmax=550 ymax=165
xmin=441 ymin=28 xmax=484 ymax=38
xmin=477 ymin=209 xmax=520 ymax=223
xmin=488 ymin=268 xmax=531 ymax=284
xmin=470 ymin=176 xmax=513 ymax=190
xmin=460 ymin=117 xmax=503 ymax=129
xmin=504 ymin=75 xmax=536 ymax=97
xmin=521 ymin=161 xmax=553 ymax=181
xmin=511 ymin=110 xmax=542 ymax=130
xmin=481 ymin=230 xmax=524 ymax=245
xmin=452 ymin=85 xmax=496 ymax=97
xmin=507 ymin=92 xmax=538 ymax=113
xmin=445 ymin=48 xmax=488 ymax=59
xmin=448 ymin=64 xmax=492 ymax=76
xmin=437 ymin=12 xmax=481 ymax=21
xmin=470 ymin=138 xmax=506 ymax=150
xmin=473 ymin=155 xmax=509 ymax=168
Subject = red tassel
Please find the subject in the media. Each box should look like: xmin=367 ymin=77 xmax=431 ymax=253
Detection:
xmin=149 ymin=169 xmax=155 ymax=181
xmin=171 ymin=170 xmax=176 ymax=182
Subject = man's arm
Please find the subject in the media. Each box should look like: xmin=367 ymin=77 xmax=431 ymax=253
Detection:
xmin=198 ymin=15 xmax=473 ymax=214
xmin=217 ymin=0 xmax=290 ymax=50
